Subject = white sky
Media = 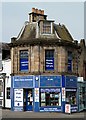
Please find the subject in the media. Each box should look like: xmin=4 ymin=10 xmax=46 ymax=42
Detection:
xmin=0 ymin=1 xmax=85 ymax=43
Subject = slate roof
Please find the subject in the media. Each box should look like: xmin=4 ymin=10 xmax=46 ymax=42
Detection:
xmin=0 ymin=43 xmax=10 ymax=50
xmin=10 ymin=10 xmax=78 ymax=49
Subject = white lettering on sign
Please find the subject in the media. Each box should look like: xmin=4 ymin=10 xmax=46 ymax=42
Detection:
xmin=48 ymin=78 xmax=53 ymax=81
xmin=14 ymin=89 xmax=23 ymax=107
xmin=15 ymin=78 xmax=32 ymax=81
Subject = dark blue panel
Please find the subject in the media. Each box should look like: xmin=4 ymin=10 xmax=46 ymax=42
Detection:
xmin=20 ymin=58 xmax=28 ymax=71
xmin=34 ymin=102 xmax=39 ymax=112
xmin=68 ymin=60 xmax=72 ymax=71
xmin=62 ymin=75 xmax=65 ymax=87
xmin=65 ymin=76 xmax=77 ymax=88
xmin=40 ymin=106 xmax=61 ymax=112
xmin=45 ymin=58 xmax=54 ymax=70
xmin=40 ymin=76 xmax=61 ymax=87
xmin=13 ymin=76 xmax=33 ymax=88
xmin=71 ymin=105 xmax=78 ymax=112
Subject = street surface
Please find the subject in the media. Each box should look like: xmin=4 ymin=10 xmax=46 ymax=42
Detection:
xmin=1 ymin=109 xmax=85 ymax=118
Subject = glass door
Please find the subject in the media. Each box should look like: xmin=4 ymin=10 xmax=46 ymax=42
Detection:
xmin=24 ymin=89 xmax=33 ymax=111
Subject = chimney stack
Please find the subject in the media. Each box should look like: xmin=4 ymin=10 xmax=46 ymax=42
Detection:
xmin=32 ymin=8 xmax=44 ymax=15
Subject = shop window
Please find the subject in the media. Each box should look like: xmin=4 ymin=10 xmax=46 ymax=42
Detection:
xmin=45 ymin=50 xmax=54 ymax=70
xmin=40 ymin=88 xmax=61 ymax=107
xmin=66 ymin=90 xmax=77 ymax=105
xmin=20 ymin=50 xmax=28 ymax=71
xmin=68 ymin=51 xmax=72 ymax=72
xmin=42 ymin=22 xmax=51 ymax=34
xmin=7 ymin=87 xmax=10 ymax=99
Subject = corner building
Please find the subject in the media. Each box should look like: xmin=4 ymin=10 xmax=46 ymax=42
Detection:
xmin=10 ymin=8 xmax=79 ymax=113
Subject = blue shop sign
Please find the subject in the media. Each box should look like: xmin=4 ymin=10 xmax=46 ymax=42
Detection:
xmin=65 ymin=76 xmax=77 ymax=88
xmin=45 ymin=58 xmax=54 ymax=70
xmin=20 ymin=58 xmax=28 ymax=71
xmin=40 ymin=76 xmax=61 ymax=87
xmin=13 ymin=76 xmax=33 ymax=88
xmin=40 ymin=106 xmax=61 ymax=112
xmin=71 ymin=105 xmax=78 ymax=112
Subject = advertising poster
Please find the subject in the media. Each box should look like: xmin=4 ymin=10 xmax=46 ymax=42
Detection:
xmin=65 ymin=104 xmax=71 ymax=114
xmin=62 ymin=88 xmax=65 ymax=101
xmin=34 ymin=88 xmax=39 ymax=102
xmin=14 ymin=89 xmax=23 ymax=107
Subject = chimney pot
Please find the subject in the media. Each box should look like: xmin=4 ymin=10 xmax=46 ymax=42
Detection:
xmin=39 ymin=9 xmax=42 ymax=14
xmin=41 ymin=10 xmax=44 ymax=15
xmin=36 ymin=8 xmax=39 ymax=14
xmin=32 ymin=8 xmax=36 ymax=13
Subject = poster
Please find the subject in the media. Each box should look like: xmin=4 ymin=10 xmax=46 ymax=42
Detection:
xmin=41 ymin=93 xmax=45 ymax=102
xmin=62 ymin=88 xmax=65 ymax=101
xmin=34 ymin=88 xmax=39 ymax=102
xmin=65 ymin=104 xmax=71 ymax=114
xmin=14 ymin=89 xmax=23 ymax=107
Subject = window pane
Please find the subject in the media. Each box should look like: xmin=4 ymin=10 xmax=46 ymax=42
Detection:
xmin=42 ymin=22 xmax=51 ymax=34
xmin=45 ymin=50 xmax=54 ymax=70
xmin=20 ymin=50 xmax=28 ymax=71
xmin=40 ymin=88 xmax=61 ymax=107
xmin=7 ymin=88 xmax=10 ymax=99
xmin=68 ymin=51 xmax=72 ymax=72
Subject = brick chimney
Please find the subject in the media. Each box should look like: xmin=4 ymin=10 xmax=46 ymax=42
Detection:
xmin=29 ymin=8 xmax=47 ymax=22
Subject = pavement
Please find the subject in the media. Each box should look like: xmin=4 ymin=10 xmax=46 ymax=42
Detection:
xmin=1 ymin=109 xmax=85 ymax=118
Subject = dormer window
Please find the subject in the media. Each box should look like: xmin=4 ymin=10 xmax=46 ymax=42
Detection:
xmin=42 ymin=21 xmax=51 ymax=34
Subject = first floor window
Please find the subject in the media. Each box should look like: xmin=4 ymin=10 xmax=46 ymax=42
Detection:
xmin=40 ymin=88 xmax=61 ymax=107
xmin=7 ymin=87 xmax=10 ymax=99
xmin=68 ymin=51 xmax=72 ymax=72
xmin=20 ymin=50 xmax=28 ymax=71
xmin=45 ymin=50 xmax=54 ymax=70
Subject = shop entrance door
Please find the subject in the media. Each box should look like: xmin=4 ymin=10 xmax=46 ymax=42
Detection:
xmin=24 ymin=89 xmax=33 ymax=111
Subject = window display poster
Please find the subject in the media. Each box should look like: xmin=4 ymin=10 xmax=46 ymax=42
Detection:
xmin=65 ymin=104 xmax=71 ymax=114
xmin=34 ymin=88 xmax=39 ymax=102
xmin=41 ymin=93 xmax=45 ymax=102
xmin=14 ymin=89 xmax=23 ymax=107
xmin=62 ymin=88 xmax=65 ymax=101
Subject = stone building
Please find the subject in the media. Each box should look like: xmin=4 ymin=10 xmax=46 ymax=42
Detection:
xmin=0 ymin=43 xmax=11 ymax=108
xmin=78 ymin=39 xmax=86 ymax=81
xmin=10 ymin=8 xmax=80 ymax=112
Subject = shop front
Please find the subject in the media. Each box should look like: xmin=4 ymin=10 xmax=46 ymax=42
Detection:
xmin=11 ymin=75 xmax=78 ymax=113
xmin=77 ymin=77 xmax=86 ymax=112
xmin=11 ymin=76 xmax=34 ymax=111
xmin=62 ymin=75 xmax=78 ymax=113
xmin=39 ymin=76 xmax=62 ymax=112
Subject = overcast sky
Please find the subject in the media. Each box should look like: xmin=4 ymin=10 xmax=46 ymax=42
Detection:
xmin=1 ymin=1 xmax=84 ymax=43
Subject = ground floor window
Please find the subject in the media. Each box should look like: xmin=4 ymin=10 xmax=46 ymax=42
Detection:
xmin=7 ymin=87 xmax=10 ymax=99
xmin=66 ymin=89 xmax=77 ymax=105
xmin=40 ymin=88 xmax=61 ymax=107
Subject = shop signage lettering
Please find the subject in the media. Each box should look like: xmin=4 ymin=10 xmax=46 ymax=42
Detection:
xmin=13 ymin=76 xmax=33 ymax=88
xmin=40 ymin=107 xmax=61 ymax=112
xmin=71 ymin=106 xmax=78 ymax=112
xmin=14 ymin=78 xmax=33 ymax=81
xmin=40 ymin=76 xmax=61 ymax=87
